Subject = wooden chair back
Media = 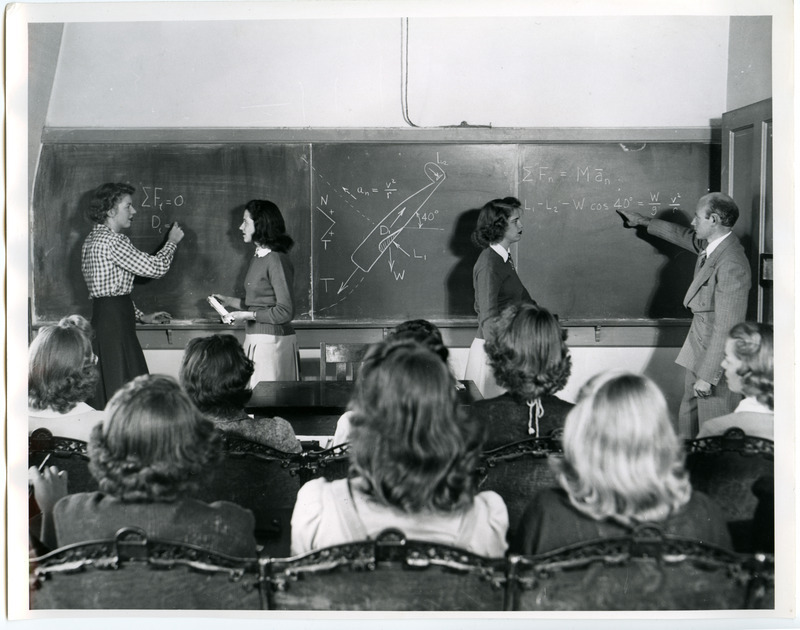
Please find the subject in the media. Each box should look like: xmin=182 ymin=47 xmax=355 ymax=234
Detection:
xmin=29 ymin=429 xmax=97 ymax=495
xmin=295 ymin=443 xmax=351 ymax=484
xmin=193 ymin=435 xmax=303 ymax=557
xmin=508 ymin=526 xmax=774 ymax=611
xmin=684 ymin=428 xmax=773 ymax=551
xmin=30 ymin=527 xmax=263 ymax=610
xmin=475 ymin=435 xmax=563 ymax=532
xmin=263 ymin=529 xmax=509 ymax=611
xmin=319 ymin=342 xmax=369 ymax=381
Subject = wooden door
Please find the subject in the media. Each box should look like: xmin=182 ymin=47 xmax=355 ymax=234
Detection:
xmin=721 ymin=98 xmax=773 ymax=323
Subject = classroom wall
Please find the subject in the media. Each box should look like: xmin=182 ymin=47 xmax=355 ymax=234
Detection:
xmin=45 ymin=16 xmax=730 ymax=129
xmin=726 ymin=16 xmax=772 ymax=111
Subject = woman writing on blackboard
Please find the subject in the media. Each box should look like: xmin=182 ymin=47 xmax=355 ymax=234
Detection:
xmin=81 ymin=182 xmax=184 ymax=408
xmin=213 ymin=199 xmax=299 ymax=384
xmin=465 ymin=197 xmax=536 ymax=397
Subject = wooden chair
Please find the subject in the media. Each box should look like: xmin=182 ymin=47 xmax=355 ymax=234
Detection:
xmin=319 ymin=342 xmax=369 ymax=381
xmin=263 ymin=529 xmax=509 ymax=611
xmin=29 ymin=428 xmax=97 ymax=495
xmin=30 ymin=527 xmax=263 ymax=610
xmin=684 ymin=428 xmax=774 ymax=551
xmin=294 ymin=442 xmax=351 ymax=484
xmin=475 ymin=434 xmax=563 ymax=533
xmin=507 ymin=525 xmax=774 ymax=611
xmin=192 ymin=434 xmax=303 ymax=557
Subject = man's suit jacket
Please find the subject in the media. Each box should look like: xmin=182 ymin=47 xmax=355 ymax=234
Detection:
xmin=647 ymin=219 xmax=751 ymax=385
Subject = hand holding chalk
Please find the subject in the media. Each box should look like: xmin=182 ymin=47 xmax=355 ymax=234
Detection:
xmin=167 ymin=221 xmax=185 ymax=244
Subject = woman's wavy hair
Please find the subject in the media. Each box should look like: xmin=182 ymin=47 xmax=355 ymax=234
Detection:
xmin=553 ymin=371 xmax=691 ymax=526
xmin=86 ymin=182 xmax=136 ymax=224
xmin=471 ymin=197 xmax=521 ymax=248
xmin=485 ymin=304 xmax=571 ymax=402
xmin=89 ymin=374 xmax=221 ymax=502
xmin=387 ymin=319 xmax=449 ymax=364
xmin=728 ymin=321 xmax=774 ymax=410
xmin=29 ymin=315 xmax=98 ymax=413
xmin=245 ymin=199 xmax=294 ymax=252
xmin=348 ymin=340 xmax=483 ymax=513
xmin=179 ymin=334 xmax=254 ymax=418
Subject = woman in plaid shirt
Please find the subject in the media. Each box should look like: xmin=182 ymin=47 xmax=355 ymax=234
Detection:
xmin=81 ymin=182 xmax=184 ymax=408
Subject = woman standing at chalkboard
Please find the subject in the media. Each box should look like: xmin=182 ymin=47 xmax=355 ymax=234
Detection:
xmin=81 ymin=182 xmax=185 ymax=408
xmin=465 ymin=197 xmax=536 ymax=397
xmin=213 ymin=199 xmax=299 ymax=385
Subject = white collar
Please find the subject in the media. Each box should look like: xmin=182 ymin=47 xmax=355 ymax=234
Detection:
xmin=704 ymin=231 xmax=732 ymax=256
xmin=489 ymin=242 xmax=510 ymax=262
xmin=254 ymin=245 xmax=273 ymax=258
xmin=734 ymin=396 xmax=772 ymax=414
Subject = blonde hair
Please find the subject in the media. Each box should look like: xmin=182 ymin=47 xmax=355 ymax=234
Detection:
xmin=553 ymin=371 xmax=691 ymax=525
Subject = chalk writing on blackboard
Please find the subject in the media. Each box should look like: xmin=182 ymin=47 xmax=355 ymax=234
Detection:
xmin=304 ymin=158 xmax=447 ymax=316
xmin=140 ymin=185 xmax=186 ymax=233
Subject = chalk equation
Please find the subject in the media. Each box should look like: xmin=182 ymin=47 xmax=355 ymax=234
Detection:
xmin=140 ymin=185 xmax=185 ymax=233
xmin=521 ymin=191 xmax=684 ymax=216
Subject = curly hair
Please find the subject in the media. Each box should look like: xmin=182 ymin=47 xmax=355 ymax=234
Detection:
xmin=471 ymin=197 xmax=521 ymax=248
xmin=180 ymin=334 xmax=254 ymax=418
xmin=387 ymin=319 xmax=449 ymax=364
xmin=728 ymin=321 xmax=774 ymax=410
xmin=245 ymin=199 xmax=294 ymax=252
xmin=348 ymin=340 xmax=482 ymax=513
xmin=89 ymin=375 xmax=221 ymax=502
xmin=485 ymin=304 xmax=571 ymax=403
xmin=29 ymin=315 xmax=98 ymax=413
xmin=553 ymin=371 xmax=691 ymax=526
xmin=86 ymin=182 xmax=136 ymax=224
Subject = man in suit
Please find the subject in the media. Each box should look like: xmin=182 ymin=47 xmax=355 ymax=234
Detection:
xmin=619 ymin=193 xmax=751 ymax=437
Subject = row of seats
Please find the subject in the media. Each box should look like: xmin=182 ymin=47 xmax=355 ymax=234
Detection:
xmin=29 ymin=526 xmax=774 ymax=611
xmin=29 ymin=427 xmax=774 ymax=556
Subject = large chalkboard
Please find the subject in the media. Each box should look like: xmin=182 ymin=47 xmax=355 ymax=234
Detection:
xmin=31 ymin=141 xmax=719 ymax=324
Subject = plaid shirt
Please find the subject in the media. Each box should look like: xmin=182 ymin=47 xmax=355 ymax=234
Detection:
xmin=81 ymin=224 xmax=177 ymax=320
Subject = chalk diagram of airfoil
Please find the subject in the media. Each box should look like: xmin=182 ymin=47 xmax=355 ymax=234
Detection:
xmin=312 ymin=161 xmax=447 ymax=315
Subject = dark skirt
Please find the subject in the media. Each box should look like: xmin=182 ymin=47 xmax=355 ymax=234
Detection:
xmin=90 ymin=296 xmax=148 ymax=409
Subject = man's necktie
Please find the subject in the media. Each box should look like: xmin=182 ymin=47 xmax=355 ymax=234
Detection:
xmin=508 ymin=254 xmax=515 ymax=270
xmin=698 ymin=251 xmax=707 ymax=268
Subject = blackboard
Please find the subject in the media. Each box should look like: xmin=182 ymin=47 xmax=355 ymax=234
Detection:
xmin=31 ymin=141 xmax=719 ymax=324
xmin=32 ymin=144 xmax=311 ymax=322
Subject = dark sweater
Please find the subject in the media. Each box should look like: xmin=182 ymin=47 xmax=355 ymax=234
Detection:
xmin=244 ymin=251 xmax=295 ymax=336
xmin=512 ymin=487 xmax=733 ymax=555
xmin=470 ymin=393 xmax=573 ymax=450
xmin=472 ymin=247 xmax=534 ymax=338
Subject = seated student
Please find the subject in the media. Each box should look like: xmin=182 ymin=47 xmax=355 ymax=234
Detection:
xmin=28 ymin=315 xmax=105 ymax=442
xmin=471 ymin=304 xmax=573 ymax=449
xmin=180 ymin=334 xmax=301 ymax=453
xmin=512 ymin=371 xmax=732 ymax=555
xmin=331 ymin=319 xmax=450 ymax=446
xmin=29 ymin=374 xmax=257 ymax=557
xmin=291 ymin=340 xmax=508 ymax=557
xmin=697 ymin=322 xmax=774 ymax=441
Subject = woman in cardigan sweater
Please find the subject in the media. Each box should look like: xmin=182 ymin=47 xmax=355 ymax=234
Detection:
xmin=213 ymin=199 xmax=299 ymax=385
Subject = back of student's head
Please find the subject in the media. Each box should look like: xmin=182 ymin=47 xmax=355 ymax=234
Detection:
xmin=29 ymin=314 xmax=98 ymax=413
xmin=348 ymin=340 xmax=481 ymax=513
xmin=180 ymin=334 xmax=254 ymax=416
xmin=387 ymin=319 xmax=449 ymax=363
xmin=554 ymin=371 xmax=690 ymax=525
xmin=728 ymin=321 xmax=774 ymax=410
xmin=89 ymin=374 xmax=220 ymax=502
xmin=485 ymin=304 xmax=571 ymax=402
